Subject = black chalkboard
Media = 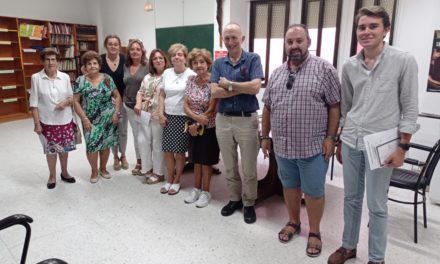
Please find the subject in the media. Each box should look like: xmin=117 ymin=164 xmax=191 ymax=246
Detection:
xmin=156 ymin=24 xmax=214 ymax=57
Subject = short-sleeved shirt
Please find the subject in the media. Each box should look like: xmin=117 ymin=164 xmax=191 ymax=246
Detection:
xmin=185 ymin=75 xmax=215 ymax=128
xmin=138 ymin=73 xmax=162 ymax=120
xmin=29 ymin=69 xmax=73 ymax=125
xmin=262 ymin=55 xmax=341 ymax=159
xmin=161 ymin=67 xmax=196 ymax=115
xmin=100 ymin=53 xmax=126 ymax=98
xmin=123 ymin=64 xmax=149 ymax=109
xmin=210 ymin=50 xmax=264 ymax=113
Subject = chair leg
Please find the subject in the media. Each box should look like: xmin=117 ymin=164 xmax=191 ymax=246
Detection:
xmin=330 ymin=154 xmax=335 ymax=181
xmin=414 ymin=192 xmax=418 ymax=244
xmin=423 ymin=195 xmax=427 ymax=228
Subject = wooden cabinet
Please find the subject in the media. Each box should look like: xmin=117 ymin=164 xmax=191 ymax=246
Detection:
xmin=0 ymin=16 xmax=98 ymax=123
xmin=0 ymin=16 xmax=27 ymax=122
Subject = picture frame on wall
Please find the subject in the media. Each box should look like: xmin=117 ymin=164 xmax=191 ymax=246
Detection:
xmin=427 ymin=30 xmax=440 ymax=92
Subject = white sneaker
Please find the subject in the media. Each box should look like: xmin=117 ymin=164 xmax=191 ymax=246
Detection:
xmin=184 ymin=188 xmax=201 ymax=204
xmin=196 ymin=191 xmax=211 ymax=208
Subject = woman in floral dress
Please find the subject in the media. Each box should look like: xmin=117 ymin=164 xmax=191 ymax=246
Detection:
xmin=73 ymin=51 xmax=122 ymax=183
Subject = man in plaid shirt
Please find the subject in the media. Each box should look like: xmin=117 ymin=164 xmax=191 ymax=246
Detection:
xmin=261 ymin=24 xmax=341 ymax=257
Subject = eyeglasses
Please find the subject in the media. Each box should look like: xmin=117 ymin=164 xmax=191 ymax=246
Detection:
xmin=286 ymin=73 xmax=296 ymax=90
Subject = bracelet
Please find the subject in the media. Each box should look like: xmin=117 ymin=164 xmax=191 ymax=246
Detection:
xmin=82 ymin=117 xmax=89 ymax=121
xmin=260 ymin=136 xmax=270 ymax=140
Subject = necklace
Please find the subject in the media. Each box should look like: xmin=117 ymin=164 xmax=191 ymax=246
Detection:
xmin=174 ymin=69 xmax=186 ymax=84
xmin=106 ymin=55 xmax=119 ymax=67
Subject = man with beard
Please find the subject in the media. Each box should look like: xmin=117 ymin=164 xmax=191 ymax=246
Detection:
xmin=261 ymin=24 xmax=341 ymax=257
xmin=211 ymin=23 xmax=264 ymax=224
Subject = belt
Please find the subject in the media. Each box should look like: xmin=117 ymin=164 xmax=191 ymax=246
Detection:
xmin=220 ymin=111 xmax=255 ymax=117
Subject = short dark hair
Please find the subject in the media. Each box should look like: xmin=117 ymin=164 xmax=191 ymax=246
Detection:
xmin=286 ymin=24 xmax=311 ymax=42
xmin=81 ymin=50 xmax=102 ymax=67
xmin=40 ymin=47 xmax=60 ymax=61
xmin=103 ymin=35 xmax=121 ymax=48
xmin=355 ymin=6 xmax=391 ymax=28
xmin=148 ymin=49 xmax=169 ymax=75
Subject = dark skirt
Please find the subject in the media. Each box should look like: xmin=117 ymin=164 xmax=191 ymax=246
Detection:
xmin=162 ymin=114 xmax=189 ymax=153
xmin=188 ymin=127 xmax=220 ymax=165
xmin=40 ymin=120 xmax=76 ymax=154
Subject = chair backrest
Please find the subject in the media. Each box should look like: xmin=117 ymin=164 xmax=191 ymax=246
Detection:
xmin=421 ymin=139 xmax=440 ymax=187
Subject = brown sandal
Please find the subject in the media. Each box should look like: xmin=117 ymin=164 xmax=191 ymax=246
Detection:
xmin=278 ymin=222 xmax=301 ymax=243
xmin=306 ymin=232 xmax=322 ymax=257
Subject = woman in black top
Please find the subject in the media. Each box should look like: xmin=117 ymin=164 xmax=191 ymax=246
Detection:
xmin=100 ymin=35 xmax=129 ymax=171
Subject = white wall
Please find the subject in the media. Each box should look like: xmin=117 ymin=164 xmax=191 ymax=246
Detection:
xmin=0 ymin=0 xmax=96 ymax=25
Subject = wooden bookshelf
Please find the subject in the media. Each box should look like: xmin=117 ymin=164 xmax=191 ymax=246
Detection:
xmin=0 ymin=16 xmax=98 ymax=123
xmin=0 ymin=16 xmax=28 ymax=122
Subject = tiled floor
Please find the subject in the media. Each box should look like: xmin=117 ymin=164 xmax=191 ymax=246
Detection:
xmin=1 ymin=119 xmax=440 ymax=264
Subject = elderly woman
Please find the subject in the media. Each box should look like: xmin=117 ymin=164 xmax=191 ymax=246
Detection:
xmin=123 ymin=39 xmax=149 ymax=175
xmin=134 ymin=49 xmax=169 ymax=183
xmin=159 ymin=43 xmax=196 ymax=195
xmin=73 ymin=51 xmax=122 ymax=183
xmin=183 ymin=48 xmax=219 ymax=207
xmin=30 ymin=48 xmax=77 ymax=189
xmin=100 ymin=35 xmax=128 ymax=171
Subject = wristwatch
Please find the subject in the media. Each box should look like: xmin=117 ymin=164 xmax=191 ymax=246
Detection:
xmin=228 ymin=81 xmax=233 ymax=92
xmin=398 ymin=143 xmax=410 ymax=151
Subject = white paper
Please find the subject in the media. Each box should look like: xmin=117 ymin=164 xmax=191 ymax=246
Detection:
xmin=134 ymin=111 xmax=151 ymax=124
xmin=363 ymin=127 xmax=400 ymax=170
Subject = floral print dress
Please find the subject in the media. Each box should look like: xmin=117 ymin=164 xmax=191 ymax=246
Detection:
xmin=73 ymin=74 xmax=118 ymax=152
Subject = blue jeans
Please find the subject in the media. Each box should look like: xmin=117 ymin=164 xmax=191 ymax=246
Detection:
xmin=341 ymin=142 xmax=392 ymax=262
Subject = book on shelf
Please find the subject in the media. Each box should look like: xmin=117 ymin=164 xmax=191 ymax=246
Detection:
xmin=3 ymin=98 xmax=18 ymax=103
xmin=23 ymin=62 xmax=35 ymax=65
xmin=0 ymin=41 xmax=12 ymax=45
xmin=49 ymin=23 xmax=72 ymax=35
xmin=23 ymin=48 xmax=37 ymax=52
xmin=19 ymin=23 xmax=44 ymax=39
xmin=50 ymin=35 xmax=73 ymax=45
xmin=0 ymin=57 xmax=14 ymax=61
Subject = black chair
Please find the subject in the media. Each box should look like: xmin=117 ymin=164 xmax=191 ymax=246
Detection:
xmin=388 ymin=139 xmax=440 ymax=243
xmin=0 ymin=214 xmax=67 ymax=264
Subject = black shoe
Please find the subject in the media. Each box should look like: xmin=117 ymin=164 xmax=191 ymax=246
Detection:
xmin=60 ymin=173 xmax=76 ymax=183
xmin=47 ymin=182 xmax=56 ymax=189
xmin=243 ymin=206 xmax=256 ymax=224
xmin=221 ymin=200 xmax=243 ymax=216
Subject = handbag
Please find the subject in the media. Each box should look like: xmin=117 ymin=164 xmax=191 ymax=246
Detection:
xmin=72 ymin=106 xmax=82 ymax=145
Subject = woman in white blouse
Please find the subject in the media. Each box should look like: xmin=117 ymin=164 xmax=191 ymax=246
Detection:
xmin=30 ymin=48 xmax=77 ymax=189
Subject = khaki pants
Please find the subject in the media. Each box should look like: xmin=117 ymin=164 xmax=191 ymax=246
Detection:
xmin=215 ymin=113 xmax=260 ymax=206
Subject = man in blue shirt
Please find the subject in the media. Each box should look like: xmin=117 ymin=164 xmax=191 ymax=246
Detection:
xmin=211 ymin=22 xmax=264 ymax=224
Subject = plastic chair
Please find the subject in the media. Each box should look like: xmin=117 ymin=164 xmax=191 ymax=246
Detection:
xmin=388 ymin=139 xmax=440 ymax=243
xmin=0 ymin=214 xmax=67 ymax=264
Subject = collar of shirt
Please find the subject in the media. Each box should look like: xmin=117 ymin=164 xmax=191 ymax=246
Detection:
xmin=224 ymin=50 xmax=248 ymax=67
xmin=356 ymin=42 xmax=389 ymax=71
xmin=39 ymin=69 xmax=62 ymax=80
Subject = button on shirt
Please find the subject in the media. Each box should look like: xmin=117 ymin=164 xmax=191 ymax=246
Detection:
xmin=262 ymin=55 xmax=341 ymax=159
xmin=29 ymin=70 xmax=73 ymax=125
xmin=210 ymin=51 xmax=264 ymax=113
xmin=340 ymin=43 xmax=419 ymax=150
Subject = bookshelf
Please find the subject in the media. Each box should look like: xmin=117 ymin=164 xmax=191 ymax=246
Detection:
xmin=74 ymin=24 xmax=98 ymax=73
xmin=0 ymin=16 xmax=28 ymax=122
xmin=48 ymin=22 xmax=77 ymax=81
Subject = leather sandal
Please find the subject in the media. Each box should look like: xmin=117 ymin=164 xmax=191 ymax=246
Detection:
xmin=278 ymin=222 xmax=301 ymax=243
xmin=146 ymin=174 xmax=165 ymax=184
xmin=306 ymin=232 xmax=322 ymax=258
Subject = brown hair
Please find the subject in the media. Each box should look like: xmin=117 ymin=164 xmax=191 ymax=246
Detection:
xmin=40 ymin=47 xmax=60 ymax=61
xmin=188 ymin=48 xmax=212 ymax=69
xmin=355 ymin=6 xmax=391 ymax=28
xmin=125 ymin=39 xmax=147 ymax=66
xmin=103 ymin=35 xmax=121 ymax=48
xmin=148 ymin=49 xmax=169 ymax=75
xmin=81 ymin=50 xmax=102 ymax=67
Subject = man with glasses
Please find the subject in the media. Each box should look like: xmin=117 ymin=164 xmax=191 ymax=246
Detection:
xmin=328 ymin=6 xmax=418 ymax=264
xmin=211 ymin=22 xmax=264 ymax=224
xmin=261 ymin=24 xmax=340 ymax=257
